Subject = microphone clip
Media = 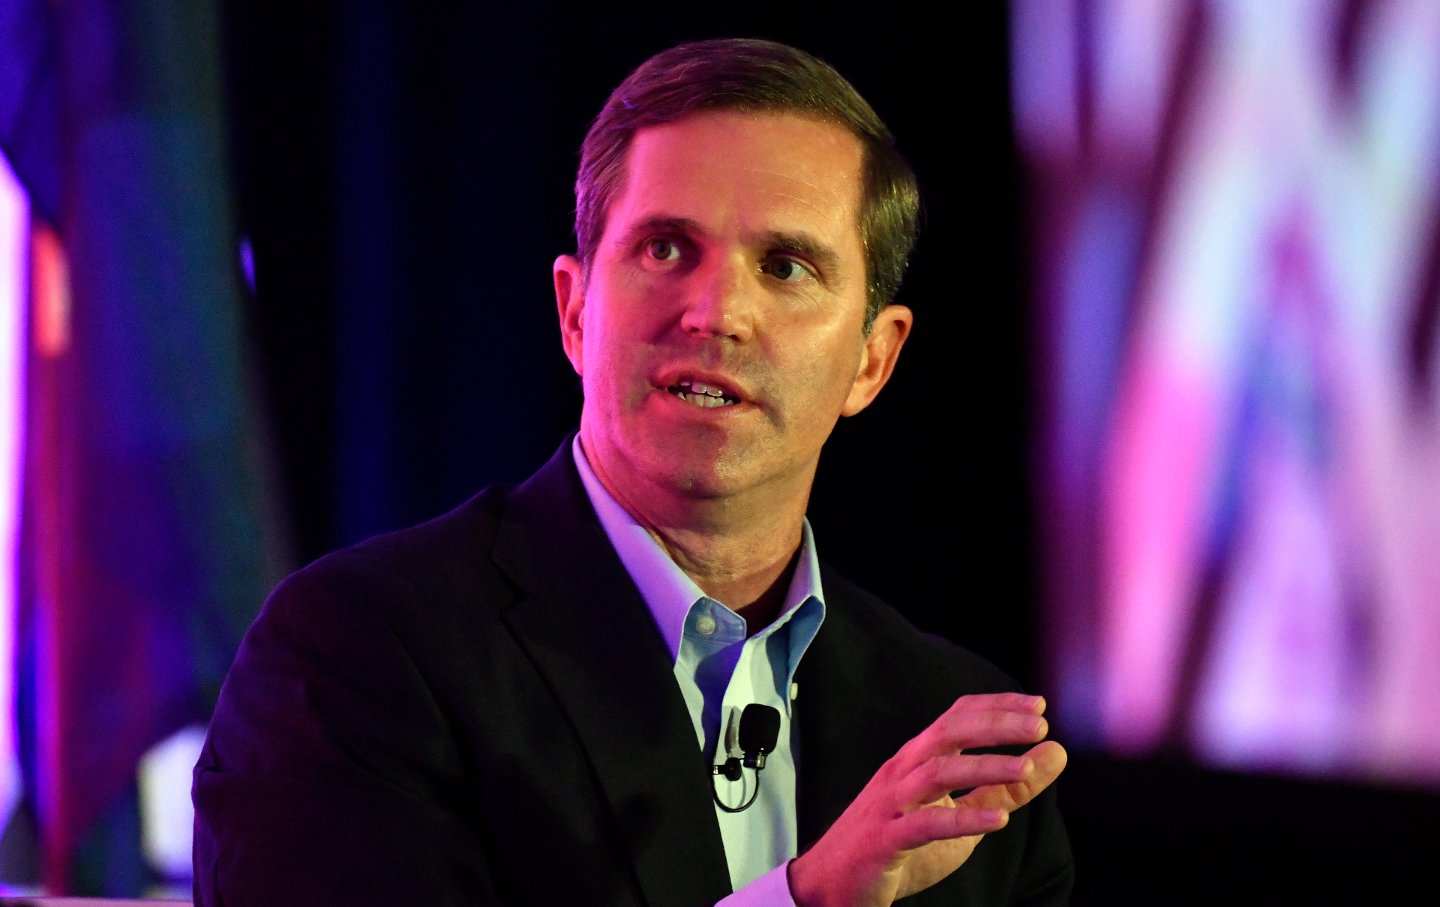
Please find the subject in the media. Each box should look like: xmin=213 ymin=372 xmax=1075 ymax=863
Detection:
xmin=713 ymin=757 xmax=744 ymax=782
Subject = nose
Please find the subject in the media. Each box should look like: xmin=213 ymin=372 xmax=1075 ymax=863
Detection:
xmin=680 ymin=253 xmax=755 ymax=341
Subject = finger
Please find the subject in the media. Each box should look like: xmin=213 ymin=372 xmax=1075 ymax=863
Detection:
xmin=895 ymin=751 xmax=1037 ymax=808
xmin=886 ymin=799 xmax=1009 ymax=851
xmin=943 ymin=692 xmax=1048 ymax=718
xmin=887 ymin=742 xmax=1069 ymax=851
xmin=959 ymin=741 xmax=1068 ymax=813
xmin=929 ymin=694 xmax=1050 ymax=747
xmin=892 ymin=706 xmax=1050 ymax=773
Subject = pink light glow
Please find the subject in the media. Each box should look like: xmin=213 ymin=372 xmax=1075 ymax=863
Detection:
xmin=0 ymin=153 xmax=27 ymax=824
xmin=1018 ymin=0 xmax=1440 ymax=787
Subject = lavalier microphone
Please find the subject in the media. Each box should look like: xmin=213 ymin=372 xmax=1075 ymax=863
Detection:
xmin=712 ymin=703 xmax=781 ymax=813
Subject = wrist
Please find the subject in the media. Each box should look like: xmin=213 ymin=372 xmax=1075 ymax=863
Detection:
xmin=787 ymin=852 xmax=834 ymax=907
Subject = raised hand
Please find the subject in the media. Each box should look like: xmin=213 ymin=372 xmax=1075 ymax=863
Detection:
xmin=787 ymin=693 xmax=1067 ymax=907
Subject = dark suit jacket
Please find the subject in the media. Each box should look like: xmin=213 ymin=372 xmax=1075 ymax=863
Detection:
xmin=192 ymin=439 xmax=1074 ymax=906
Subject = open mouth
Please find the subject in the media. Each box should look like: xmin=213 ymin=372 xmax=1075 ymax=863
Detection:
xmin=668 ymin=380 xmax=739 ymax=408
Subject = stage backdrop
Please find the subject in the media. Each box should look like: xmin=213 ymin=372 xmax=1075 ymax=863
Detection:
xmin=6 ymin=0 xmax=1438 ymax=900
xmin=1016 ymin=0 xmax=1440 ymax=789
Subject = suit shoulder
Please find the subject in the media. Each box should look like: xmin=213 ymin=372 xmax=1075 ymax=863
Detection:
xmin=258 ymin=484 xmax=518 ymax=633
xmin=290 ymin=485 xmax=509 ymax=582
xmin=818 ymin=563 xmax=1025 ymax=697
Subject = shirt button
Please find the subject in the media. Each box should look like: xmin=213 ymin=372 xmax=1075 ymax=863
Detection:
xmin=696 ymin=614 xmax=718 ymax=636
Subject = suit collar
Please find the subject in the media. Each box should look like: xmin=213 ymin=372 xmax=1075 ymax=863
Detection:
xmin=493 ymin=438 xmax=734 ymax=904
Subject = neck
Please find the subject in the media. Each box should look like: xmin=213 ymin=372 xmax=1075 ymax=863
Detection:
xmin=647 ymin=516 xmax=803 ymax=635
xmin=576 ymin=433 xmax=814 ymax=633
xmin=623 ymin=481 xmax=809 ymax=634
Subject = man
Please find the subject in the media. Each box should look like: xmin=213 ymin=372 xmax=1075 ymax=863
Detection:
xmin=192 ymin=37 xmax=1073 ymax=906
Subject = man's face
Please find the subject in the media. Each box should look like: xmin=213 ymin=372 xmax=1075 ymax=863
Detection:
xmin=554 ymin=110 xmax=910 ymax=519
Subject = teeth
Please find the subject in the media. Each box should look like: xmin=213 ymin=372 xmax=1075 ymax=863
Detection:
xmin=673 ymin=380 xmax=736 ymax=407
xmin=684 ymin=393 xmax=730 ymax=408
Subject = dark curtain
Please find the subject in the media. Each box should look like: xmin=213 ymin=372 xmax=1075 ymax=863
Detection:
xmin=0 ymin=1 xmax=1032 ymax=895
xmin=227 ymin=4 xmax=1037 ymax=680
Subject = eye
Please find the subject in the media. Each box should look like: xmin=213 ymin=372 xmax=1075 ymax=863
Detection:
xmin=762 ymin=255 xmax=815 ymax=282
xmin=644 ymin=237 xmax=684 ymax=262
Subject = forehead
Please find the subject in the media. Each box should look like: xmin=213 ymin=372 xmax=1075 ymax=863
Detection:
xmin=606 ymin=110 xmax=866 ymax=250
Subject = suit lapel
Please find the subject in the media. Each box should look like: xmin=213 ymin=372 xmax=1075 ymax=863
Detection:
xmin=493 ymin=443 xmax=734 ymax=905
xmin=794 ymin=570 xmax=912 ymax=849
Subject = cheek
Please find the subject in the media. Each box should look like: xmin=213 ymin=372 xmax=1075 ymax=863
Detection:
xmin=797 ymin=329 xmax=865 ymax=384
xmin=591 ymin=277 xmax=670 ymax=343
xmin=781 ymin=346 xmax=864 ymax=424
xmin=580 ymin=327 xmax=648 ymax=405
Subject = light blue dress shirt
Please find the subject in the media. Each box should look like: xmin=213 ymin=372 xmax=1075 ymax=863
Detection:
xmin=572 ymin=437 xmax=825 ymax=905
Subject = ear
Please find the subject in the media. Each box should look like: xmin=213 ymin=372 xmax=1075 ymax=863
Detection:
xmin=554 ymin=254 xmax=586 ymax=375
xmin=841 ymin=304 xmax=913 ymax=417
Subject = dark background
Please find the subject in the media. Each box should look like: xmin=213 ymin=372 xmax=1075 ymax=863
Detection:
xmin=224 ymin=4 xmax=1040 ymax=668
xmin=220 ymin=5 xmax=1438 ymax=903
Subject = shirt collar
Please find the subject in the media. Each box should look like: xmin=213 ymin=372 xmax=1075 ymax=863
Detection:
xmin=572 ymin=435 xmax=825 ymax=662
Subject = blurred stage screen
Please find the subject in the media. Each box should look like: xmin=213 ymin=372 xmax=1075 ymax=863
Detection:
xmin=1014 ymin=0 xmax=1440 ymax=788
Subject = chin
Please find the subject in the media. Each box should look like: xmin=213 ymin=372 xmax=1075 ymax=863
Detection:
xmin=655 ymin=454 xmax=751 ymax=500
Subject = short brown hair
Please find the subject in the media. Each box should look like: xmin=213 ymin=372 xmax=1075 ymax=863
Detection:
xmin=573 ymin=37 xmax=921 ymax=331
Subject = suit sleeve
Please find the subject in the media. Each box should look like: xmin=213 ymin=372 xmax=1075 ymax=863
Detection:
xmin=191 ymin=560 xmax=502 ymax=906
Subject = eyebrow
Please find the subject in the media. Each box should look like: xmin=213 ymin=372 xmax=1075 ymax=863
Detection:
xmin=613 ymin=215 xmax=846 ymax=280
xmin=761 ymin=229 xmax=842 ymax=280
xmin=612 ymin=215 xmax=702 ymax=250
